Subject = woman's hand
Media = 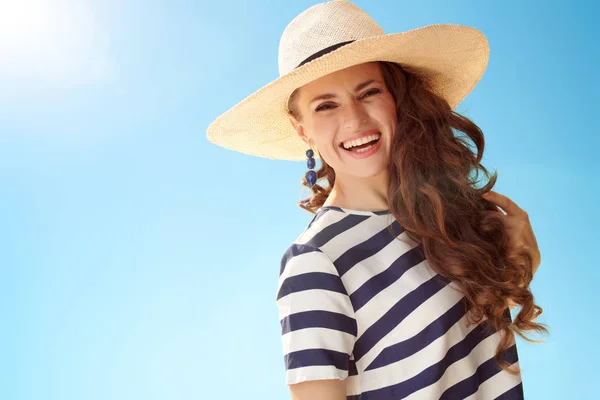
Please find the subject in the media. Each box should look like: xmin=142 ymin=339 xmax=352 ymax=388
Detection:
xmin=482 ymin=190 xmax=541 ymax=276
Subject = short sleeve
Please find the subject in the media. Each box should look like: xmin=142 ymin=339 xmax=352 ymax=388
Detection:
xmin=276 ymin=246 xmax=357 ymax=385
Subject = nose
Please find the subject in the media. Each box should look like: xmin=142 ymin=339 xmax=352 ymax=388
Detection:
xmin=342 ymin=98 xmax=369 ymax=131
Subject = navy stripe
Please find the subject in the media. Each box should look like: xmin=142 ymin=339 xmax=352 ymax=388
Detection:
xmin=280 ymin=245 xmax=322 ymax=275
xmin=350 ymin=245 xmax=425 ymax=312
xmin=334 ymin=220 xmax=404 ymax=277
xmin=321 ymin=206 xmax=346 ymax=213
xmin=277 ymin=272 xmax=346 ymax=300
xmin=307 ymin=207 xmax=331 ymax=230
xmin=365 ymin=299 xmax=467 ymax=371
xmin=347 ymin=396 xmax=361 ymax=400
xmin=353 ymin=276 xmax=448 ymax=361
xmin=349 ymin=359 xmax=358 ymax=376
xmin=285 ymin=348 xmax=349 ymax=371
xmin=280 ymin=214 xmax=369 ymax=275
xmin=359 ymin=320 xmax=498 ymax=399
xmin=494 ymin=382 xmax=524 ymax=399
xmin=373 ymin=209 xmax=391 ymax=216
xmin=280 ymin=310 xmax=357 ymax=336
xmin=307 ymin=214 xmax=370 ymax=247
xmin=439 ymin=344 xmax=521 ymax=400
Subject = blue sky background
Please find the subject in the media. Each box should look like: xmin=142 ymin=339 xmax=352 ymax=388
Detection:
xmin=1 ymin=0 xmax=598 ymax=399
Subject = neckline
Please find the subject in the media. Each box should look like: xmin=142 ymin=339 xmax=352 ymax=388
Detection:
xmin=319 ymin=205 xmax=391 ymax=216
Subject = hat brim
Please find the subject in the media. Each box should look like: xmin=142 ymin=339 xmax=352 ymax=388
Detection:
xmin=206 ymin=24 xmax=489 ymax=161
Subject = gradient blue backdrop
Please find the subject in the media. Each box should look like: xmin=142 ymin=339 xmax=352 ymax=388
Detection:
xmin=1 ymin=0 xmax=598 ymax=399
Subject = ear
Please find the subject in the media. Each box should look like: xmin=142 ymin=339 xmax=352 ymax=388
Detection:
xmin=289 ymin=116 xmax=311 ymax=147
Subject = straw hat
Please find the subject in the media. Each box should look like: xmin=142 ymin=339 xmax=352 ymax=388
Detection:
xmin=206 ymin=0 xmax=489 ymax=161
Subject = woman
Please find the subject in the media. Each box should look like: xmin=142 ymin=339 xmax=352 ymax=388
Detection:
xmin=207 ymin=1 xmax=546 ymax=399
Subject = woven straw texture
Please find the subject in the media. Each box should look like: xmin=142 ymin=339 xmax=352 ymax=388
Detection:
xmin=206 ymin=0 xmax=489 ymax=161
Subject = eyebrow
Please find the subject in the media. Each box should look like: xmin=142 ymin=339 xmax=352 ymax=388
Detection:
xmin=308 ymin=79 xmax=378 ymax=105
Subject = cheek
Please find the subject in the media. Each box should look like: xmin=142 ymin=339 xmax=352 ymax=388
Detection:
xmin=370 ymin=100 xmax=396 ymax=151
xmin=307 ymin=125 xmax=341 ymax=167
xmin=379 ymin=96 xmax=397 ymax=122
xmin=308 ymin=120 xmax=339 ymax=148
xmin=376 ymin=101 xmax=397 ymax=137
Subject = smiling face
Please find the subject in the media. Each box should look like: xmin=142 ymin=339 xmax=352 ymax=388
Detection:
xmin=289 ymin=62 xmax=398 ymax=181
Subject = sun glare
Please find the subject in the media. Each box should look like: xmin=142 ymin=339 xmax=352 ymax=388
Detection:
xmin=0 ymin=0 xmax=59 ymax=57
xmin=0 ymin=0 xmax=111 ymax=86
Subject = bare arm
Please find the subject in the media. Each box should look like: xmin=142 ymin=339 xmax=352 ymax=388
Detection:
xmin=290 ymin=379 xmax=346 ymax=400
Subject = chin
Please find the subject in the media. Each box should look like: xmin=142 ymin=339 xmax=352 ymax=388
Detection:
xmin=354 ymin=165 xmax=388 ymax=179
xmin=323 ymin=148 xmax=390 ymax=180
xmin=342 ymin=158 xmax=389 ymax=180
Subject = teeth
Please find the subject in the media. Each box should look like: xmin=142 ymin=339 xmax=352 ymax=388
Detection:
xmin=356 ymin=144 xmax=374 ymax=153
xmin=342 ymin=133 xmax=380 ymax=149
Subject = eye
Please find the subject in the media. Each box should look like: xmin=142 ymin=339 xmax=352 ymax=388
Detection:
xmin=361 ymin=88 xmax=382 ymax=98
xmin=315 ymin=103 xmax=336 ymax=112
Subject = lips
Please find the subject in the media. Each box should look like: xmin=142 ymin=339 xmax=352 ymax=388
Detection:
xmin=342 ymin=134 xmax=382 ymax=159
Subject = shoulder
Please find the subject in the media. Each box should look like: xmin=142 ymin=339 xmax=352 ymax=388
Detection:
xmin=279 ymin=206 xmax=393 ymax=277
xmin=278 ymin=207 xmax=353 ymax=276
xmin=275 ymin=208 xmax=357 ymax=321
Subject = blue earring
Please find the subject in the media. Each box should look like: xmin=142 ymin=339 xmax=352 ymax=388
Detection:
xmin=305 ymin=149 xmax=317 ymax=187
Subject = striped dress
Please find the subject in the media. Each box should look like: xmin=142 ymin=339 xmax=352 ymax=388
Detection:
xmin=276 ymin=206 xmax=523 ymax=399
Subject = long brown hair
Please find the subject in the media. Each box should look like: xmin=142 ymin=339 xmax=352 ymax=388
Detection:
xmin=290 ymin=61 xmax=547 ymax=373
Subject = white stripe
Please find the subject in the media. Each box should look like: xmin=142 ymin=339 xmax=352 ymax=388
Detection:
xmin=403 ymin=332 xmax=506 ymax=400
xmin=295 ymin=210 xmax=347 ymax=245
xmin=358 ymin=310 xmax=485 ymax=392
xmin=463 ymin=362 xmax=521 ymax=400
xmin=319 ymin=217 xmax=392 ymax=260
xmin=286 ymin=365 xmax=347 ymax=386
xmin=277 ymin=289 xmax=355 ymax=321
xmin=354 ymin=260 xmax=438 ymax=336
xmin=278 ymin=251 xmax=338 ymax=289
xmin=282 ymin=327 xmax=355 ymax=354
xmin=355 ymin=284 xmax=465 ymax=372
xmin=341 ymin=231 xmax=419 ymax=293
